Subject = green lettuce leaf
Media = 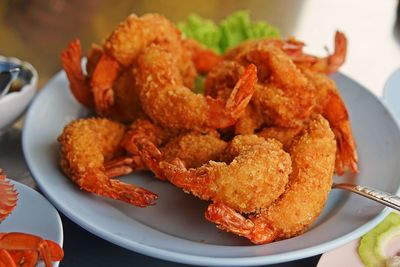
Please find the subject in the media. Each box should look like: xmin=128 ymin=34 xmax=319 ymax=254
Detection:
xmin=178 ymin=10 xmax=280 ymax=54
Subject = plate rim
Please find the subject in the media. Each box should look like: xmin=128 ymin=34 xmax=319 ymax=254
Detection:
xmin=21 ymin=70 xmax=399 ymax=266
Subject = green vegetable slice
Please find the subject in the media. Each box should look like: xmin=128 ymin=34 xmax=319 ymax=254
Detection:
xmin=358 ymin=212 xmax=400 ymax=267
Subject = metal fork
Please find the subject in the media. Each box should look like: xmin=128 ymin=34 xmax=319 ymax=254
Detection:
xmin=333 ymin=182 xmax=400 ymax=212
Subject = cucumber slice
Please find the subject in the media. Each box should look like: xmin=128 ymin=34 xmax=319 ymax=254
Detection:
xmin=358 ymin=212 xmax=400 ymax=267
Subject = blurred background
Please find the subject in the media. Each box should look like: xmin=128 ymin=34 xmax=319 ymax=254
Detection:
xmin=0 ymin=0 xmax=399 ymax=93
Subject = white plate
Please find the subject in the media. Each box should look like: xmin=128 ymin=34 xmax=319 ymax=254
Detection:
xmin=0 ymin=180 xmax=63 ymax=267
xmin=22 ymin=71 xmax=400 ymax=266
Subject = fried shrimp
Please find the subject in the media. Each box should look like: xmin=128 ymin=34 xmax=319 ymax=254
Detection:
xmin=121 ymin=119 xmax=229 ymax=177
xmin=225 ymin=31 xmax=347 ymax=74
xmin=256 ymin=69 xmax=358 ymax=176
xmin=58 ymin=118 xmax=157 ymax=207
xmin=205 ymin=60 xmax=264 ymax=134
xmin=61 ymin=39 xmax=144 ymax=122
xmin=93 ymin=13 xmax=196 ymax=113
xmin=136 ymin=44 xmax=258 ymax=131
xmin=211 ymin=44 xmax=315 ymax=128
xmin=206 ymin=115 xmax=336 ymax=244
xmin=304 ymin=69 xmax=358 ymax=174
xmin=62 ymin=13 xmax=197 ymax=118
xmin=239 ymin=44 xmax=316 ymax=127
xmin=142 ymin=135 xmax=291 ymax=214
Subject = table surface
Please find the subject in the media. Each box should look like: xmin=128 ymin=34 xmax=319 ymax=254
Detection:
xmin=0 ymin=0 xmax=399 ymax=266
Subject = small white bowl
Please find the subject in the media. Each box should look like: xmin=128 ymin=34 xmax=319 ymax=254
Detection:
xmin=0 ymin=56 xmax=38 ymax=135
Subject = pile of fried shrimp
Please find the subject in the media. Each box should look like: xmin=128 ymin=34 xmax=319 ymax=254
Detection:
xmin=58 ymin=13 xmax=357 ymax=244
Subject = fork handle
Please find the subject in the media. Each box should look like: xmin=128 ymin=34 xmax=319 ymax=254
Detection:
xmin=333 ymin=183 xmax=400 ymax=212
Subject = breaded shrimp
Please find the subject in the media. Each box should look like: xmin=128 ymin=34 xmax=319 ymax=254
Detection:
xmin=58 ymin=118 xmax=157 ymax=207
xmin=142 ymin=135 xmax=291 ymax=214
xmin=61 ymin=40 xmax=144 ymax=122
xmin=63 ymin=14 xmax=197 ymax=118
xmin=122 ymin=118 xmax=227 ymax=172
xmin=206 ymin=115 xmax=336 ymax=244
xmin=136 ymin=43 xmax=258 ymax=131
xmin=207 ymin=45 xmax=315 ymax=128
xmin=303 ymin=69 xmax=358 ymax=174
xmin=94 ymin=14 xmax=196 ymax=112
xmin=205 ymin=60 xmax=264 ymax=134
xmin=235 ymin=44 xmax=316 ymax=127
xmin=225 ymin=31 xmax=347 ymax=74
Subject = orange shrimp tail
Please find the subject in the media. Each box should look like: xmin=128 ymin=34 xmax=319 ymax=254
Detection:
xmin=160 ymin=161 xmax=212 ymax=196
xmin=327 ymin=31 xmax=347 ymax=74
xmin=323 ymin=91 xmax=358 ymax=174
xmin=226 ymin=64 xmax=258 ymax=119
xmin=0 ymin=172 xmax=18 ymax=223
xmin=90 ymin=54 xmax=121 ymax=116
xmin=207 ymin=64 xmax=257 ymax=129
xmin=332 ymin=125 xmax=358 ymax=175
xmin=313 ymin=31 xmax=347 ymax=74
xmin=205 ymin=202 xmax=254 ymax=235
xmin=80 ymin=172 xmax=157 ymax=207
xmin=136 ymin=138 xmax=166 ymax=180
xmin=61 ymin=39 xmax=94 ymax=109
xmin=207 ymin=98 xmax=236 ymax=129
xmin=205 ymin=202 xmax=276 ymax=244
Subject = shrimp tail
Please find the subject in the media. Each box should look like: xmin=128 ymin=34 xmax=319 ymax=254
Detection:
xmin=226 ymin=64 xmax=258 ymax=119
xmin=79 ymin=171 xmax=157 ymax=207
xmin=205 ymin=202 xmax=276 ymax=244
xmin=90 ymin=54 xmax=121 ymax=116
xmin=323 ymin=91 xmax=358 ymax=174
xmin=208 ymin=64 xmax=258 ymax=129
xmin=332 ymin=124 xmax=358 ymax=175
xmin=294 ymin=31 xmax=347 ymax=74
xmin=61 ymin=39 xmax=94 ymax=109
